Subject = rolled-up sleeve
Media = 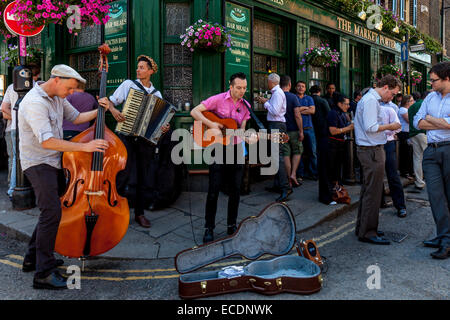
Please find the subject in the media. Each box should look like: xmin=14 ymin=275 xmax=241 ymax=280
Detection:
xmin=22 ymin=102 xmax=54 ymax=143
xmin=109 ymin=80 xmax=131 ymax=106
xmin=413 ymin=100 xmax=428 ymax=130
xmin=264 ymin=91 xmax=283 ymax=116
xmin=362 ymin=99 xmax=380 ymax=133
xmin=63 ymin=98 xmax=80 ymax=122
xmin=202 ymin=94 xmax=219 ymax=112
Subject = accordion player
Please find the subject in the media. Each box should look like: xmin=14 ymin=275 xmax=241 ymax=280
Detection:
xmin=116 ymin=88 xmax=176 ymax=145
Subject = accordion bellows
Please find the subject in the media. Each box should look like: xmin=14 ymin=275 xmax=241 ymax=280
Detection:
xmin=116 ymin=88 xmax=176 ymax=145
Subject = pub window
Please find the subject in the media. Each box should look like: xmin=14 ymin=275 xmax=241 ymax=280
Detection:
xmin=392 ymin=0 xmax=397 ymax=15
xmin=66 ymin=24 xmax=103 ymax=93
xmin=379 ymin=50 xmax=395 ymax=66
xmin=400 ymin=0 xmax=405 ymax=20
xmin=253 ymin=17 xmax=287 ymax=109
xmin=410 ymin=0 xmax=417 ymax=26
xmin=379 ymin=0 xmax=388 ymax=9
xmin=162 ymin=1 xmax=193 ymax=108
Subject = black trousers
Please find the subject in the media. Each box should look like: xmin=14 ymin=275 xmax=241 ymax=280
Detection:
xmin=398 ymin=131 xmax=413 ymax=176
xmin=268 ymin=121 xmax=289 ymax=192
xmin=317 ymin=136 xmax=333 ymax=204
xmin=205 ymin=151 xmax=244 ymax=229
xmin=24 ymin=164 xmax=65 ymax=278
xmin=327 ymin=138 xmax=345 ymax=184
xmin=116 ymin=135 xmax=157 ymax=216
xmin=381 ymin=141 xmax=406 ymax=210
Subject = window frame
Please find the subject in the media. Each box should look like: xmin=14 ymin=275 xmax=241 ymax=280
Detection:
xmin=161 ymin=0 xmax=193 ymax=106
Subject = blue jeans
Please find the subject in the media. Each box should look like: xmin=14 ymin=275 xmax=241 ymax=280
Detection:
xmin=298 ymin=127 xmax=318 ymax=177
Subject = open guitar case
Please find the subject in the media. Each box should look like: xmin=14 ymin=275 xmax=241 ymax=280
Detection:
xmin=174 ymin=202 xmax=323 ymax=299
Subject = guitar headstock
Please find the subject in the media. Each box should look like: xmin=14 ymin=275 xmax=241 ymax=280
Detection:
xmin=98 ymin=43 xmax=111 ymax=73
xmin=271 ymin=132 xmax=289 ymax=144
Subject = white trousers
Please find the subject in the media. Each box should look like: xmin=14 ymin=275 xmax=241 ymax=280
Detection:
xmin=409 ymin=133 xmax=427 ymax=188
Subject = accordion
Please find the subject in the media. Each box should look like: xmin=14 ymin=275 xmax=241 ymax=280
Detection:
xmin=115 ymin=88 xmax=176 ymax=145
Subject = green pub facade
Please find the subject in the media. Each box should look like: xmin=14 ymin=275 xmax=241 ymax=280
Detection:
xmin=0 ymin=0 xmax=436 ymax=149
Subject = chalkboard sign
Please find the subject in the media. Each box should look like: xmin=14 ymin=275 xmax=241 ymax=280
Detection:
xmin=224 ymin=2 xmax=251 ymax=98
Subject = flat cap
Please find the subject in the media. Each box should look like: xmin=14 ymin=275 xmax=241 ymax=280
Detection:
xmin=50 ymin=64 xmax=86 ymax=84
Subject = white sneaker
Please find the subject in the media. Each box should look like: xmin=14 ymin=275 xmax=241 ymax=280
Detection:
xmin=329 ymin=201 xmax=337 ymax=205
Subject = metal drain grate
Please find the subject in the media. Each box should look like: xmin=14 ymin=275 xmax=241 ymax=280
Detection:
xmin=384 ymin=231 xmax=408 ymax=243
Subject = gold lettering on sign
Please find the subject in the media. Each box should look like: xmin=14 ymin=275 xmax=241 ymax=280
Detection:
xmin=336 ymin=17 xmax=397 ymax=50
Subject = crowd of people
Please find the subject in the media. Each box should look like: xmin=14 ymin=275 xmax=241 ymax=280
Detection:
xmin=255 ymin=62 xmax=449 ymax=260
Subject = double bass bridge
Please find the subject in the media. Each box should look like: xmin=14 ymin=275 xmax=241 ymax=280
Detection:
xmin=84 ymin=190 xmax=105 ymax=196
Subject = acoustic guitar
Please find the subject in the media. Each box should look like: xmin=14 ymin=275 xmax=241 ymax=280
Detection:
xmin=193 ymin=111 xmax=289 ymax=148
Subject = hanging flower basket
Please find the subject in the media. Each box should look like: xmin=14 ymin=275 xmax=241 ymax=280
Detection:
xmin=180 ymin=19 xmax=232 ymax=53
xmin=0 ymin=0 xmax=14 ymax=41
xmin=410 ymin=70 xmax=423 ymax=86
xmin=0 ymin=44 xmax=43 ymax=66
xmin=299 ymin=44 xmax=340 ymax=71
xmin=376 ymin=62 xmax=404 ymax=81
xmin=3 ymin=0 xmax=113 ymax=36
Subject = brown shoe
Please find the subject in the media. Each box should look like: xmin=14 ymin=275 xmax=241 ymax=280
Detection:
xmin=135 ymin=215 xmax=151 ymax=228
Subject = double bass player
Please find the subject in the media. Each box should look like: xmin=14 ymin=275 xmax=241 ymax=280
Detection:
xmin=18 ymin=65 xmax=113 ymax=290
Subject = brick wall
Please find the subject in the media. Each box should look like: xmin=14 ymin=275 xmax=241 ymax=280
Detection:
xmin=416 ymin=0 xmax=430 ymax=35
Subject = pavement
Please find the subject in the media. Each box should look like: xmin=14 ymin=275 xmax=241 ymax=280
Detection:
xmin=0 ymin=169 xmax=413 ymax=261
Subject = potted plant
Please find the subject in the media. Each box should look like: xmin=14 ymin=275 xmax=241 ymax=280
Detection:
xmin=180 ymin=19 xmax=232 ymax=53
xmin=376 ymin=62 xmax=404 ymax=80
xmin=0 ymin=44 xmax=43 ymax=66
xmin=299 ymin=44 xmax=340 ymax=71
xmin=409 ymin=70 xmax=423 ymax=86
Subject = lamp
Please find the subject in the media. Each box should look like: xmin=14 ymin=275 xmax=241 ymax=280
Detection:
xmin=358 ymin=1 xmax=366 ymax=20
xmin=375 ymin=20 xmax=383 ymax=31
xmin=392 ymin=24 xmax=400 ymax=34
xmin=358 ymin=9 xmax=367 ymax=21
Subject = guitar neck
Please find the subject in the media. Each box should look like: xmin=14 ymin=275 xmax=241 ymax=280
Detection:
xmin=221 ymin=129 xmax=272 ymax=140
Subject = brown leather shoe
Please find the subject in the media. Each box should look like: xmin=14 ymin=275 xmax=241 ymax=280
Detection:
xmin=135 ymin=215 xmax=151 ymax=228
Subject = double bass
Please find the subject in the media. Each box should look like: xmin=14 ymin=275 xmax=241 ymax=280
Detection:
xmin=55 ymin=44 xmax=130 ymax=258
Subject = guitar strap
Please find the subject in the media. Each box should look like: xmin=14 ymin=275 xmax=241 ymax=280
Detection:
xmin=242 ymin=99 xmax=265 ymax=130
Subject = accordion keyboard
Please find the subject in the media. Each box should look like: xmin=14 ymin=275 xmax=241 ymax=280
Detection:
xmin=116 ymin=88 xmax=145 ymax=134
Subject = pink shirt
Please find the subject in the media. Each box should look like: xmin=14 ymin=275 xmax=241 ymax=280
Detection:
xmin=201 ymin=90 xmax=251 ymax=127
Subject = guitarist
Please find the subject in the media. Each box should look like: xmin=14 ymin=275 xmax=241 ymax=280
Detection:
xmin=191 ymin=72 xmax=256 ymax=244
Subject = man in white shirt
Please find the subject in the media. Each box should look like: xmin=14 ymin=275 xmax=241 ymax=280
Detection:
xmin=256 ymin=73 xmax=290 ymax=202
xmin=1 ymin=64 xmax=41 ymax=199
xmin=354 ymin=75 xmax=402 ymax=245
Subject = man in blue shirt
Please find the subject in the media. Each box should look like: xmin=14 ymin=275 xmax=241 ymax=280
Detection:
xmin=294 ymin=81 xmax=317 ymax=180
xmin=354 ymin=75 xmax=402 ymax=245
xmin=414 ymin=61 xmax=450 ymax=259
